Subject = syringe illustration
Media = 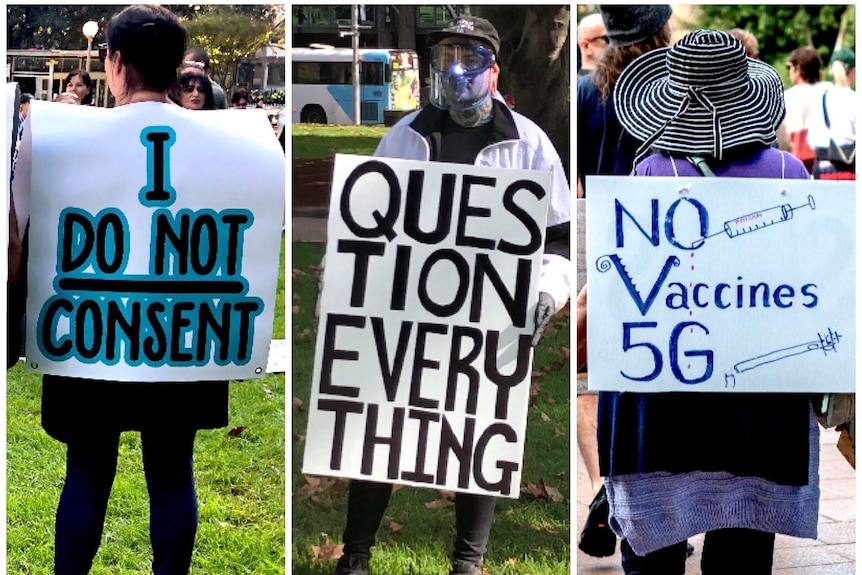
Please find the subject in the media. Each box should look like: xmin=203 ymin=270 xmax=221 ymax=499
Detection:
xmin=724 ymin=326 xmax=840 ymax=388
xmin=702 ymin=195 xmax=815 ymax=242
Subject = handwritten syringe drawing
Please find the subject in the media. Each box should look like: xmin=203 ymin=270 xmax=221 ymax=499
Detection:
xmin=701 ymin=194 xmax=816 ymax=242
xmin=724 ymin=327 xmax=841 ymax=388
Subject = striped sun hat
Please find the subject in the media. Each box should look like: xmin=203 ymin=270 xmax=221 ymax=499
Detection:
xmin=614 ymin=29 xmax=786 ymax=164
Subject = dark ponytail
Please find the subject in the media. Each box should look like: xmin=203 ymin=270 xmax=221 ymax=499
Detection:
xmin=107 ymin=5 xmax=187 ymax=93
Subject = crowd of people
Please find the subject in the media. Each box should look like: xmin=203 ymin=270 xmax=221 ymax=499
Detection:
xmin=24 ymin=46 xmax=259 ymax=112
xmin=577 ymin=4 xmax=854 ymax=575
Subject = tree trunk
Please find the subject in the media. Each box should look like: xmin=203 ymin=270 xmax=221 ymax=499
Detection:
xmin=396 ymin=5 xmax=417 ymax=50
xmin=471 ymin=6 xmax=571 ymax=179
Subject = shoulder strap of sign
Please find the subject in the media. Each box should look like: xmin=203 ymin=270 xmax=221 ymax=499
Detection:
xmin=687 ymin=155 xmax=716 ymax=177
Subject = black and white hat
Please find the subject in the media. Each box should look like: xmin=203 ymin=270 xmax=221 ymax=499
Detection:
xmin=614 ymin=29 xmax=786 ymax=162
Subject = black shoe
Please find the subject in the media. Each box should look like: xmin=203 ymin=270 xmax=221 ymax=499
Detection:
xmin=333 ymin=554 xmax=369 ymax=575
xmin=686 ymin=541 xmax=695 ymax=557
xmin=449 ymin=559 xmax=482 ymax=574
xmin=578 ymin=485 xmax=617 ymax=557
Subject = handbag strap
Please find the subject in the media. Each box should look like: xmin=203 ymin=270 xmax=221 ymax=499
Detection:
xmin=822 ymin=90 xmax=832 ymax=129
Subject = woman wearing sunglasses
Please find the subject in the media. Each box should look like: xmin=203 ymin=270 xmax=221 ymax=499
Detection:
xmin=169 ymin=70 xmax=216 ymax=110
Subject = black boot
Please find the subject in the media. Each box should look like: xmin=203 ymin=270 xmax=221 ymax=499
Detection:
xmin=332 ymin=554 xmax=370 ymax=575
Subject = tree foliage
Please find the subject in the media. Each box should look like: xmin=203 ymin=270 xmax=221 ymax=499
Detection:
xmin=7 ymin=4 xmax=282 ymax=51
xmin=7 ymin=5 xmax=125 ymax=49
xmin=183 ymin=9 xmax=275 ymax=93
xmin=694 ymin=5 xmax=854 ymax=73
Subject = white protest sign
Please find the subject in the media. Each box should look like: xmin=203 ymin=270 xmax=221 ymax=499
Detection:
xmin=6 ymin=83 xmax=18 ymax=226
xmin=586 ymin=176 xmax=854 ymax=393
xmin=302 ymin=153 xmax=550 ymax=498
xmin=25 ymin=101 xmax=285 ymax=381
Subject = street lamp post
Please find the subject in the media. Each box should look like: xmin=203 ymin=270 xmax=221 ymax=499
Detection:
xmin=83 ymin=20 xmax=99 ymax=72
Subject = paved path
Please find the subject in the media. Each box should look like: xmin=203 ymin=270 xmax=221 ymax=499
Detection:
xmin=292 ymin=214 xmax=327 ymax=243
xmin=576 ymin=427 xmax=856 ymax=574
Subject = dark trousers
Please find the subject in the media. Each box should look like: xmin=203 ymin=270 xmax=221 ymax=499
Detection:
xmin=621 ymin=528 xmax=775 ymax=575
xmin=54 ymin=428 xmax=199 ymax=575
xmin=342 ymin=480 xmax=497 ymax=566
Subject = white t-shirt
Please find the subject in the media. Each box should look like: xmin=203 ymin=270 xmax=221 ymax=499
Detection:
xmin=807 ymin=85 xmax=856 ymax=148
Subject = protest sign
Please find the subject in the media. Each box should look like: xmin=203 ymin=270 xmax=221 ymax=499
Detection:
xmin=302 ymin=154 xmax=550 ymax=497
xmin=24 ymin=101 xmax=285 ymax=381
xmin=586 ymin=176 xmax=854 ymax=392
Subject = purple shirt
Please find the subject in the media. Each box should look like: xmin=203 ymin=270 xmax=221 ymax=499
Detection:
xmin=635 ymin=148 xmax=810 ymax=180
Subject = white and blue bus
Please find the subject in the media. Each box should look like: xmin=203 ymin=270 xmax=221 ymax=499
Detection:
xmin=291 ymin=45 xmax=420 ymax=125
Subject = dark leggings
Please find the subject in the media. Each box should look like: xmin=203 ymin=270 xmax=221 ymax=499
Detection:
xmin=621 ymin=528 xmax=775 ymax=575
xmin=342 ymin=480 xmax=497 ymax=566
xmin=54 ymin=428 xmax=199 ymax=575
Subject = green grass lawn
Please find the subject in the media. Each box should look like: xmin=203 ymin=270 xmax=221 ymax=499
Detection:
xmin=292 ymin=124 xmax=390 ymax=159
xmin=291 ymin=242 xmax=571 ymax=575
xmin=6 ymin=237 xmax=287 ymax=574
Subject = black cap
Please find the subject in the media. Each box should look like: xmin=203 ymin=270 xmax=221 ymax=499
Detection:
xmin=20 ymin=93 xmax=34 ymax=105
xmin=428 ymin=16 xmax=500 ymax=55
xmin=598 ymin=5 xmax=672 ymax=47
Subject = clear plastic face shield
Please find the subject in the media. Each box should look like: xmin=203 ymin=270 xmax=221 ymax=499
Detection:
xmin=429 ymin=43 xmax=495 ymax=111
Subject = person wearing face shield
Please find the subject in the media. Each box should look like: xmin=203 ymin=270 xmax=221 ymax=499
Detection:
xmin=329 ymin=16 xmax=571 ymax=575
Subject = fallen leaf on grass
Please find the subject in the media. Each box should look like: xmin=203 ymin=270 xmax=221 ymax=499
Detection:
xmin=311 ymin=540 xmax=343 ymax=564
xmin=522 ymin=479 xmax=565 ymax=502
xmin=425 ymin=495 xmax=454 ymax=510
xmin=386 ymin=516 xmax=403 ymax=533
xmin=506 ymin=557 xmax=517 ymax=566
xmin=227 ymin=426 xmax=245 ymax=437
xmin=293 ymin=397 xmax=304 ymax=409
xmin=292 ymin=268 xmax=306 ymax=279
xmin=540 ymin=412 xmax=551 ymax=422
xmin=217 ymin=520 xmax=237 ymax=528
xmin=300 ymin=475 xmax=351 ymax=504
xmin=292 ymin=305 xmax=300 ymax=314
xmin=295 ymin=433 xmax=306 ymax=444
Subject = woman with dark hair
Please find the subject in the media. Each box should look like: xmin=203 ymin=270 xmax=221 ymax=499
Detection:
xmin=170 ymin=70 xmax=216 ymax=110
xmin=40 ymin=6 xmax=226 ymax=574
xmin=231 ymin=87 xmax=249 ymax=108
xmin=64 ymin=69 xmax=93 ymax=105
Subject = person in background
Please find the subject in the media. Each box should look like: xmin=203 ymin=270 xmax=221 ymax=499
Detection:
xmin=604 ymin=29 xmax=817 ymax=575
xmin=727 ymin=28 xmax=758 ymax=59
xmin=575 ymin=4 xmax=674 ymax=560
xmin=577 ymin=12 xmax=608 ymax=77
xmin=782 ymin=46 xmax=826 ymax=172
xmin=19 ymin=92 xmax=33 ymax=122
xmin=64 ymin=70 xmax=94 ymax=105
xmin=170 ymin=70 xmax=216 ymax=110
xmin=808 ymin=47 xmax=855 ymax=180
xmin=329 ymin=15 xmax=571 ymax=575
xmin=182 ymin=47 xmax=228 ymax=109
xmin=231 ymin=88 xmax=249 ymax=109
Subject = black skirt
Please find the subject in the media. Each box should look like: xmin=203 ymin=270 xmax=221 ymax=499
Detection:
xmin=41 ymin=374 xmax=229 ymax=443
xmin=597 ymin=391 xmax=813 ymax=486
